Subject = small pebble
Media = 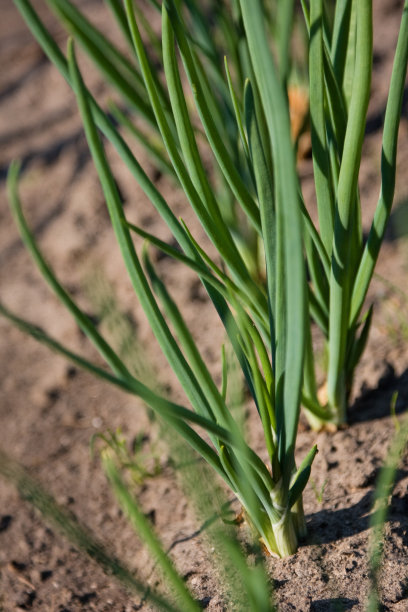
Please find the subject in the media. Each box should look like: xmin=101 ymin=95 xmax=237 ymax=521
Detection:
xmin=92 ymin=416 xmax=103 ymax=428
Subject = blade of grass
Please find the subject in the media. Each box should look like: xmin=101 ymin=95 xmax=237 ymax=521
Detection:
xmin=366 ymin=415 xmax=408 ymax=611
xmin=166 ymin=425 xmax=274 ymax=611
xmin=103 ymin=452 xmax=201 ymax=612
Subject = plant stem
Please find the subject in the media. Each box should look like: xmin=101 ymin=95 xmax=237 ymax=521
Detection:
xmin=273 ymin=512 xmax=298 ymax=558
xmin=327 ymin=0 xmax=372 ymax=425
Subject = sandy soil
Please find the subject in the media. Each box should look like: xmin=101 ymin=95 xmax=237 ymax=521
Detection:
xmin=0 ymin=1 xmax=407 ymax=610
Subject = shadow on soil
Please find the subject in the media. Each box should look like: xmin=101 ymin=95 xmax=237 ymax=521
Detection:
xmin=310 ymin=598 xmax=359 ymax=612
xmin=350 ymin=364 xmax=408 ymax=424
xmin=303 ymin=366 xmax=408 ymax=548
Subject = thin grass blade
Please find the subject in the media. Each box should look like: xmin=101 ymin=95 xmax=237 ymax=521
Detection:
xmin=103 ymin=452 xmax=201 ymax=612
xmin=366 ymin=415 xmax=408 ymax=611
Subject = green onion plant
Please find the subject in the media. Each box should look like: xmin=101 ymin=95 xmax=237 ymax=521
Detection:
xmin=301 ymin=0 xmax=408 ymax=428
xmin=2 ymin=0 xmax=408 ymax=557
xmin=9 ymin=0 xmax=408 ymax=429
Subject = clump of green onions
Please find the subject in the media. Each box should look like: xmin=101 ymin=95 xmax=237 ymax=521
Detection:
xmin=2 ymin=0 xmax=407 ymax=558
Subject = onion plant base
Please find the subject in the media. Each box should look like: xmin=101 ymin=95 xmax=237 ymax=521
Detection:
xmin=244 ymin=504 xmax=304 ymax=559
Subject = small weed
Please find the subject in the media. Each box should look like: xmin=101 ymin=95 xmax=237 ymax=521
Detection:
xmin=310 ymin=478 xmax=328 ymax=504
xmin=91 ymin=428 xmax=162 ymax=486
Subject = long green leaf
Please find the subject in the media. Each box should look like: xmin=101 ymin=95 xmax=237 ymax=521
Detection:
xmin=350 ymin=0 xmax=408 ymax=327
xmin=277 ymin=0 xmax=295 ymax=85
xmin=103 ymin=0 xmax=134 ymax=50
xmin=225 ymin=59 xmax=251 ymax=167
xmin=239 ymin=0 xmax=306 ymax=482
xmin=7 ymin=162 xmax=273 ymax=501
xmin=163 ymin=0 xmax=262 ymax=234
xmin=327 ymin=0 xmax=372 ymax=420
xmin=108 ymin=103 xmax=176 ymax=180
xmin=346 ymin=305 xmax=373 ymax=380
xmin=331 ymin=0 xmax=353 ymax=90
xmin=13 ymin=0 xmax=256 ymax=396
xmin=0 ymin=294 xmax=229 ymax=483
xmin=161 ymin=4 xmax=260 ymax=304
xmin=135 ymin=258 xmax=276 ymax=490
xmin=309 ymin=0 xmax=335 ymax=255
xmin=67 ymin=39 xmax=227 ymax=428
xmin=143 ymin=249 xmax=233 ymax=433
xmin=7 ymin=162 xmax=132 ymax=382
xmin=288 ymin=445 xmax=318 ymax=509
xmin=244 ymin=80 xmax=277 ymax=361
xmin=125 ymin=219 xmax=268 ymax=332
xmin=341 ymin=0 xmax=357 ymax=110
xmin=125 ymin=0 xmax=265 ymax=315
